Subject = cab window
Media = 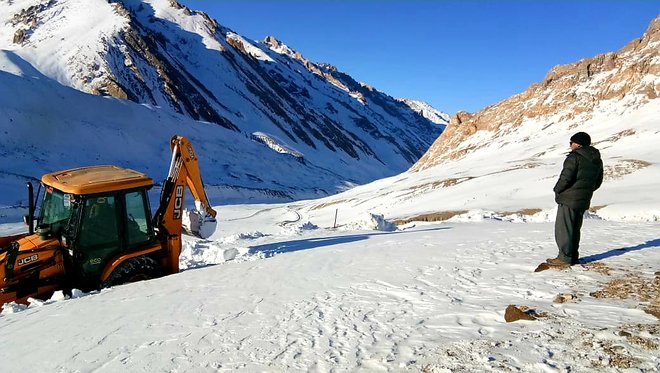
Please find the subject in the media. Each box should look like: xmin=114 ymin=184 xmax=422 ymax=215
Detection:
xmin=79 ymin=196 xmax=118 ymax=247
xmin=125 ymin=191 xmax=151 ymax=246
xmin=39 ymin=187 xmax=74 ymax=226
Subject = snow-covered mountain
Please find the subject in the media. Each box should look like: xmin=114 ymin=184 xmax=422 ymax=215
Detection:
xmin=415 ymin=16 xmax=660 ymax=168
xmin=298 ymin=15 xmax=660 ymax=224
xmin=0 ymin=0 xmax=443 ymax=215
xmin=398 ymin=98 xmax=450 ymax=126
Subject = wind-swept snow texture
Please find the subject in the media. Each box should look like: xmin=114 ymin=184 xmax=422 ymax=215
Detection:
xmin=1 ymin=205 xmax=659 ymax=372
xmin=0 ymin=0 xmax=445 ymax=220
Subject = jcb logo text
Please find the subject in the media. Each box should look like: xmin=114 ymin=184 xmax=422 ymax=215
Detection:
xmin=18 ymin=254 xmax=38 ymax=266
xmin=173 ymin=185 xmax=184 ymax=220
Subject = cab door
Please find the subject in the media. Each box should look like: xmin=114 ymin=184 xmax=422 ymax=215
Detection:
xmin=123 ymin=190 xmax=155 ymax=249
xmin=75 ymin=194 xmax=121 ymax=284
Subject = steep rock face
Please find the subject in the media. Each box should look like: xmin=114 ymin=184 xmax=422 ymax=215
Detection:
xmin=1 ymin=0 xmax=443 ymax=182
xmin=412 ymin=15 xmax=660 ymax=171
xmin=261 ymin=35 xmax=443 ymax=164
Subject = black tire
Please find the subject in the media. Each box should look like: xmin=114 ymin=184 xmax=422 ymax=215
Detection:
xmin=100 ymin=256 xmax=160 ymax=289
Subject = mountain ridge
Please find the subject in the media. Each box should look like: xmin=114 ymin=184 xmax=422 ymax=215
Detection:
xmin=0 ymin=0 xmax=446 ymax=213
xmin=412 ymin=15 xmax=660 ymax=171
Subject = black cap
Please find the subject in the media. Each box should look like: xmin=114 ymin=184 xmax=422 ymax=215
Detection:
xmin=570 ymin=132 xmax=591 ymax=147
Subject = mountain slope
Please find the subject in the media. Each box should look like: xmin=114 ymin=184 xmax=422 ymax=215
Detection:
xmin=0 ymin=50 xmax=356 ymax=214
xmin=413 ymin=15 xmax=660 ymax=169
xmin=0 ymin=0 xmax=443 ymax=216
xmin=296 ymin=15 xmax=660 ymax=224
xmin=1 ymin=0 xmax=441 ymax=168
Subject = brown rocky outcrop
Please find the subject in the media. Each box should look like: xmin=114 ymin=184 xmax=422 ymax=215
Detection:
xmin=504 ymin=305 xmax=538 ymax=322
xmin=196 ymin=10 xmax=221 ymax=35
xmin=13 ymin=29 xmax=26 ymax=44
xmin=168 ymin=0 xmax=192 ymax=15
xmin=9 ymin=0 xmax=53 ymax=44
xmin=264 ymin=35 xmax=280 ymax=48
xmin=226 ymin=35 xmax=247 ymax=54
xmin=263 ymin=37 xmax=355 ymax=94
xmin=412 ymin=15 xmax=660 ymax=171
xmin=92 ymin=78 xmax=129 ymax=100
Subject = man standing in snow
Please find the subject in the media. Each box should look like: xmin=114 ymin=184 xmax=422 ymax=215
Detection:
xmin=548 ymin=132 xmax=603 ymax=267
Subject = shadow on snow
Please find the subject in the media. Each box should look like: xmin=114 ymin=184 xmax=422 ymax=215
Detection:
xmin=581 ymin=238 xmax=660 ymax=264
xmin=248 ymin=227 xmax=451 ymax=257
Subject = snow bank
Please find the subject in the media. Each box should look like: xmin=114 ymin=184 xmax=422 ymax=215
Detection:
xmin=1 ymin=289 xmax=90 ymax=315
xmin=339 ymin=213 xmax=397 ymax=231
xmin=281 ymin=221 xmax=319 ymax=236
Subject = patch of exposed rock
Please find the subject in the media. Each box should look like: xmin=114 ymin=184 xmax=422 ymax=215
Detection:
xmin=9 ymin=0 xmax=56 ymax=44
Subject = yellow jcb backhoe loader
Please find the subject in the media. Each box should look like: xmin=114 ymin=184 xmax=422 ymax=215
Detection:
xmin=0 ymin=135 xmax=217 ymax=305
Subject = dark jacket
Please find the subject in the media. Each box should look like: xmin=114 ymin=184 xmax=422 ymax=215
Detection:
xmin=553 ymin=146 xmax=604 ymax=211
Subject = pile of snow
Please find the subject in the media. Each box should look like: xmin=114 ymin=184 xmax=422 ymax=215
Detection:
xmin=281 ymin=221 xmax=319 ymax=236
xmin=179 ymin=239 xmax=261 ymax=269
xmin=1 ymin=289 xmax=90 ymax=315
xmin=338 ymin=212 xmax=397 ymax=232
xmin=446 ymin=208 xmax=569 ymax=223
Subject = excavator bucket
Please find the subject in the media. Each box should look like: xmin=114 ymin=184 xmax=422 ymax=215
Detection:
xmin=182 ymin=208 xmax=217 ymax=239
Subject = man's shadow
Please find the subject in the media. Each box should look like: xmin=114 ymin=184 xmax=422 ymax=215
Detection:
xmin=581 ymin=239 xmax=660 ymax=264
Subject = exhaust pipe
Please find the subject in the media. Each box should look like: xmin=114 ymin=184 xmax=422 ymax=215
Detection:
xmin=27 ymin=182 xmax=34 ymax=234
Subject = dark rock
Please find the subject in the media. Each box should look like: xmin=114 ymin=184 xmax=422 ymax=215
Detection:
xmin=13 ymin=29 xmax=26 ymax=44
xmin=504 ymin=305 xmax=537 ymax=322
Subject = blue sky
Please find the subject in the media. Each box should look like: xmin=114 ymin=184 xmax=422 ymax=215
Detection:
xmin=178 ymin=1 xmax=659 ymax=114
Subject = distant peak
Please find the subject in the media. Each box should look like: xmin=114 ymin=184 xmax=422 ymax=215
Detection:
xmin=318 ymin=63 xmax=338 ymax=72
xmin=398 ymin=99 xmax=450 ymax=125
xmin=263 ymin=35 xmax=302 ymax=59
xmin=264 ymin=35 xmax=281 ymax=48
xmin=167 ymin=0 xmax=193 ymax=15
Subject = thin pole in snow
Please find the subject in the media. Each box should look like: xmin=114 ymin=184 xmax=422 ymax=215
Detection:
xmin=333 ymin=209 xmax=338 ymax=229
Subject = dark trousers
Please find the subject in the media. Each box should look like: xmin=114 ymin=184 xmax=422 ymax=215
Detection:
xmin=554 ymin=204 xmax=585 ymax=264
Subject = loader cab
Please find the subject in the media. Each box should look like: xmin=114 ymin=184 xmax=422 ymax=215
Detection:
xmin=39 ymin=166 xmax=155 ymax=286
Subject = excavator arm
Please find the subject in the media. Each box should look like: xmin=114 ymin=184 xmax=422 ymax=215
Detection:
xmin=153 ymin=135 xmax=217 ymax=273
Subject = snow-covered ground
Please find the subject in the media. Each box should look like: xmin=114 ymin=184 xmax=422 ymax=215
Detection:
xmin=1 ymin=91 xmax=658 ymax=371
xmin=1 ymin=204 xmax=658 ymax=372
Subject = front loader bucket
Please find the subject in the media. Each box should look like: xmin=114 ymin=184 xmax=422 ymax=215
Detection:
xmin=0 ymin=236 xmax=66 ymax=306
